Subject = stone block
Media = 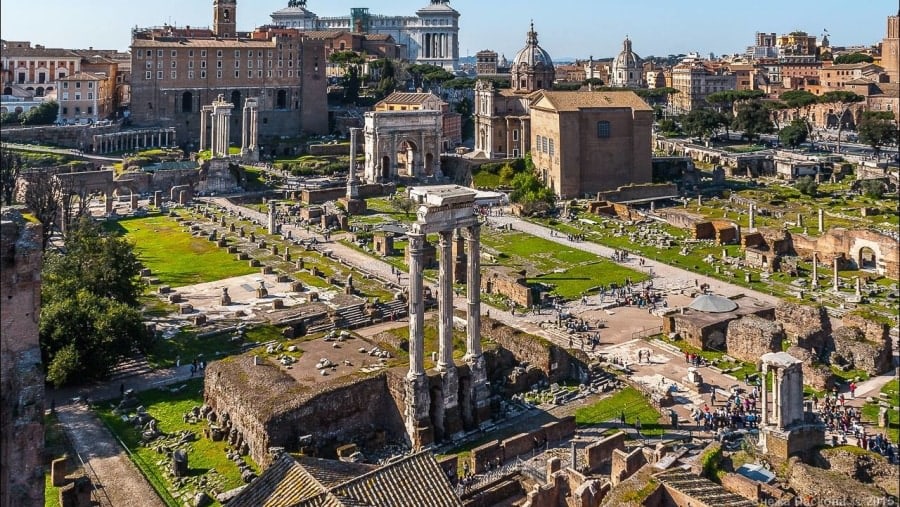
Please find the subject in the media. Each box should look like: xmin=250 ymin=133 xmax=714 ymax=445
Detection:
xmin=192 ymin=314 xmax=207 ymax=326
xmin=227 ymin=246 xmax=238 ymax=254
xmin=179 ymin=303 xmax=194 ymax=315
xmin=249 ymin=259 xmax=261 ymax=267
xmin=51 ymin=457 xmax=68 ymax=487
xmin=272 ymin=299 xmax=284 ymax=310
xmin=158 ymin=285 xmax=172 ymax=295
xmin=168 ymin=293 xmax=182 ymax=304
xmin=261 ymin=266 xmax=273 ymax=275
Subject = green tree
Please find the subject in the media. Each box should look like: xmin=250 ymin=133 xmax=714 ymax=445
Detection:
xmin=681 ymin=108 xmax=725 ymax=141
xmin=329 ymin=51 xmax=365 ymax=104
xmin=732 ymin=100 xmax=774 ymax=142
xmin=779 ymin=119 xmax=810 ymax=148
xmin=20 ymin=101 xmax=59 ymax=125
xmin=833 ymin=52 xmax=874 ymax=64
xmin=40 ymin=290 xmax=151 ymax=387
xmin=42 ymin=217 xmax=143 ymax=306
xmin=509 ymin=171 xmax=554 ymax=215
xmin=22 ymin=169 xmax=62 ymax=250
xmin=369 ymin=58 xmax=397 ymax=100
xmin=778 ymin=89 xmax=818 ymax=141
xmin=498 ymin=163 xmax=517 ymax=185
xmin=857 ymin=110 xmax=898 ymax=160
xmin=794 ymin=175 xmax=818 ymax=197
xmin=390 ymin=195 xmax=415 ymax=217
xmin=860 ymin=179 xmax=885 ymax=199
xmin=657 ymin=118 xmax=681 ymax=136
xmin=455 ymin=97 xmax=474 ymax=142
xmin=0 ymin=149 xmax=23 ymax=205
xmin=818 ymin=90 xmax=865 ymax=154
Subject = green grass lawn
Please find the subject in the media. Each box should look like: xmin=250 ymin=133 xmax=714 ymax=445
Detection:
xmin=575 ymin=387 xmax=663 ymax=437
xmin=861 ymin=379 xmax=900 ymax=443
xmin=105 ymin=214 xmax=257 ymax=287
xmin=146 ymin=325 xmax=284 ymax=368
xmin=97 ymin=378 xmax=258 ymax=507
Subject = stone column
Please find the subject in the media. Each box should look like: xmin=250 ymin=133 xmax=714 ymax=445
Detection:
xmin=241 ymin=101 xmax=250 ymax=154
xmin=437 ymin=230 xmax=454 ymax=372
xmin=797 ymin=213 xmax=803 ymax=228
xmin=818 ymin=208 xmax=824 ymax=233
xmin=811 ymin=252 xmax=819 ymax=288
xmin=347 ymin=127 xmax=360 ymax=199
xmin=833 ymin=257 xmax=840 ymax=291
xmin=408 ymin=232 xmax=426 ymax=378
xmin=855 ymin=276 xmax=861 ymax=297
xmin=464 ymin=225 xmax=482 ymax=360
xmin=760 ymin=363 xmax=768 ymax=425
xmin=748 ymin=204 xmax=756 ymax=229
xmin=772 ymin=366 xmax=779 ymax=427
xmin=268 ymin=200 xmax=277 ymax=235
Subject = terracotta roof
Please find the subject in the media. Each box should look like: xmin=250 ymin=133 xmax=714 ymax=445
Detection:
xmin=130 ymin=39 xmax=276 ymax=48
xmin=58 ymin=72 xmax=106 ymax=81
xmin=530 ymin=90 xmax=653 ymax=112
xmin=230 ymin=452 xmax=460 ymax=507
xmin=1 ymin=47 xmax=79 ymax=58
xmin=363 ymin=34 xmax=393 ymax=42
xmin=299 ymin=30 xmax=349 ymax=39
xmin=377 ymin=91 xmax=443 ymax=106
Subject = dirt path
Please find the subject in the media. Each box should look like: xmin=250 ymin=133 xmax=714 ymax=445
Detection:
xmin=55 ymin=403 xmax=166 ymax=507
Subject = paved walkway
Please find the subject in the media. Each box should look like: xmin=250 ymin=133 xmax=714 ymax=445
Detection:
xmin=55 ymin=402 xmax=166 ymax=507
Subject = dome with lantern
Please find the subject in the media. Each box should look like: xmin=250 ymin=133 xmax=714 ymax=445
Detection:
xmin=511 ymin=21 xmax=555 ymax=92
xmin=611 ymin=36 xmax=643 ymax=87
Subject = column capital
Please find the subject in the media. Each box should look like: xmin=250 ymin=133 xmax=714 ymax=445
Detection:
xmin=463 ymin=224 xmax=480 ymax=242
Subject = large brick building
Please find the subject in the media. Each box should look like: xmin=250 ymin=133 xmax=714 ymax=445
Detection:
xmin=529 ymin=90 xmax=653 ymax=198
xmin=129 ymin=0 xmax=328 ymax=151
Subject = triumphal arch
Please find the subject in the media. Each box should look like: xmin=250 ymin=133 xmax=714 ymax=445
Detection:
xmin=405 ymin=185 xmax=489 ymax=446
xmin=363 ymin=110 xmax=442 ymax=183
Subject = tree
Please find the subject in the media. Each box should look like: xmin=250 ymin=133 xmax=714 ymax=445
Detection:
xmin=833 ymin=52 xmax=874 ymax=64
xmin=778 ymin=89 xmax=818 ymax=142
xmin=39 ymin=217 xmax=151 ymax=387
xmin=681 ymin=108 xmax=725 ymax=141
xmin=20 ymin=101 xmax=59 ymax=126
xmin=657 ymin=118 xmax=681 ymax=136
xmin=732 ymin=100 xmax=774 ymax=142
xmin=390 ymin=195 xmax=415 ymax=217
xmin=779 ymin=119 xmax=810 ymax=148
xmin=42 ymin=217 xmax=144 ymax=306
xmin=329 ymin=51 xmax=365 ymax=104
xmin=0 ymin=149 xmax=23 ymax=205
xmin=498 ymin=163 xmax=517 ymax=185
xmin=818 ymin=90 xmax=865 ymax=154
xmin=860 ymin=179 xmax=885 ymax=199
xmin=509 ymin=171 xmax=555 ymax=215
xmin=22 ymin=169 xmax=62 ymax=250
xmin=369 ymin=58 xmax=397 ymax=100
xmin=794 ymin=175 xmax=818 ymax=197
xmin=40 ymin=289 xmax=151 ymax=387
xmin=857 ymin=110 xmax=898 ymax=160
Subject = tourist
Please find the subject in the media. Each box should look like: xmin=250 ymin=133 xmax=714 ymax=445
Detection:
xmin=849 ymin=382 xmax=857 ymax=399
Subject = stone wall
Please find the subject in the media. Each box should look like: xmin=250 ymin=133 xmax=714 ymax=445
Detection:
xmin=791 ymin=228 xmax=899 ymax=279
xmin=788 ymin=457 xmax=888 ymax=505
xmin=594 ymin=183 xmax=678 ymax=203
xmin=610 ymin=447 xmax=646 ymax=486
xmin=813 ymin=447 xmax=899 ymax=497
xmin=481 ymin=317 xmax=584 ymax=385
xmin=0 ymin=123 xmax=117 ymax=148
xmin=725 ymin=315 xmax=784 ymax=364
xmin=0 ymin=209 xmax=45 ymax=507
xmin=204 ymin=355 xmax=406 ymax=467
xmin=787 ymin=345 xmax=837 ymax=391
xmin=831 ymin=326 xmax=893 ymax=375
xmin=841 ymin=313 xmax=890 ymax=345
xmin=468 ymin=417 xmax=576 ymax=473
xmin=775 ymin=301 xmax=830 ymax=350
xmin=481 ymin=267 xmax=533 ymax=308
xmin=719 ymin=472 xmax=760 ymax=503
xmin=585 ymin=431 xmax=626 ymax=473
xmin=301 ymin=182 xmax=392 ymax=205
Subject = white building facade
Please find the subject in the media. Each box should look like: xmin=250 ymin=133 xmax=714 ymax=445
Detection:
xmin=270 ymin=0 xmax=460 ymax=69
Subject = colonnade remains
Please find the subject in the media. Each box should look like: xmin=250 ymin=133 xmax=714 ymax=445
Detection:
xmin=91 ymin=128 xmax=175 ymax=154
xmin=405 ymin=185 xmax=489 ymax=447
xmin=200 ymin=94 xmax=259 ymax=161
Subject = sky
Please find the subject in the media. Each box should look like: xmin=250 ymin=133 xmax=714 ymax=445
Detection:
xmin=0 ymin=0 xmax=894 ymax=61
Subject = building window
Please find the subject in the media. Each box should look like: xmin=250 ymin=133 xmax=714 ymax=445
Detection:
xmin=217 ymin=50 xmax=223 ymax=58
xmin=235 ymin=50 xmax=240 ymax=58
xmin=288 ymin=70 xmax=293 ymax=77
xmin=543 ymin=136 xmax=549 ymax=153
xmin=171 ymin=71 xmax=177 ymax=79
xmin=63 ymin=82 xmax=69 ymax=89
xmin=75 ymin=82 xmax=81 ymax=89
xmin=62 ymin=92 xmax=69 ymax=100
xmin=87 ymin=106 xmax=93 ymax=114
xmin=188 ymin=61 xmax=194 ymax=69
xmin=157 ymin=71 xmax=163 ymax=79
xmin=87 ymin=92 xmax=93 ymax=99
xmin=258 ymin=70 xmax=262 ymax=77
xmin=146 ymin=61 xmax=152 ymax=70
xmin=200 ymin=70 xmax=206 ymax=79
xmin=74 ymin=107 xmax=80 ymax=114
xmin=549 ymin=138 xmax=554 ymax=157
xmin=597 ymin=121 xmax=611 ymax=138
xmin=216 ymin=70 xmax=222 ymax=79
xmin=171 ymin=50 xmax=177 ymax=57
xmin=87 ymin=82 xmax=93 ymax=89
xmin=201 ymin=50 xmax=207 ymax=57
xmin=234 ymin=71 xmax=239 ymax=78
xmin=201 ymin=61 xmax=206 ymax=69
xmin=248 ymin=70 xmax=253 ymax=78
xmin=189 ymin=71 xmax=194 ymax=79
xmin=62 ymin=107 xmax=68 ymax=114
xmin=146 ymin=71 xmax=152 ymax=80
xmin=172 ymin=61 xmax=177 ymax=68
xmin=248 ymin=60 xmax=253 ymax=69
xmin=217 ymin=60 xmax=222 ymax=69
xmin=157 ymin=50 xmax=163 ymax=57
xmin=188 ymin=50 xmax=194 ymax=57
xmin=235 ymin=60 xmax=240 ymax=68
xmin=513 ymin=129 xmax=519 ymax=141
xmin=158 ymin=61 xmax=163 ymax=69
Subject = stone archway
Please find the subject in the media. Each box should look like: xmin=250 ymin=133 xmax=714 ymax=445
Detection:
xmin=396 ymin=139 xmax=418 ymax=177
xmin=859 ymin=247 xmax=877 ymax=270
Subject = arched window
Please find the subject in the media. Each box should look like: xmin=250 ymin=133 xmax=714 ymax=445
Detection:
xmin=181 ymin=91 xmax=193 ymax=113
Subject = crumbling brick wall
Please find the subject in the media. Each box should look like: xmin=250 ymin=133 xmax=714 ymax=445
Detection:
xmin=611 ymin=447 xmax=647 ymax=486
xmin=831 ymin=326 xmax=892 ymax=375
xmin=481 ymin=267 xmax=533 ymax=308
xmin=775 ymin=301 xmax=830 ymax=350
xmin=586 ymin=432 xmax=626 ymax=473
xmin=725 ymin=315 xmax=784 ymax=364
xmin=0 ymin=209 xmax=45 ymax=507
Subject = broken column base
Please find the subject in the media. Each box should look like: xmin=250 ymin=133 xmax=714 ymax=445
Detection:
xmin=405 ymin=373 xmax=434 ymax=449
xmin=339 ymin=197 xmax=367 ymax=216
xmin=759 ymin=423 xmax=825 ymax=462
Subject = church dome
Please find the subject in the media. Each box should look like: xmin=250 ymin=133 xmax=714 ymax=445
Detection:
xmin=513 ymin=22 xmax=554 ymax=69
xmin=611 ymin=36 xmax=642 ymax=87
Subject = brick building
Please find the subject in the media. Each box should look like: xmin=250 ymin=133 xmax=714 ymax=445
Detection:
xmin=529 ymin=90 xmax=653 ymax=198
xmin=129 ymin=0 xmax=328 ymax=151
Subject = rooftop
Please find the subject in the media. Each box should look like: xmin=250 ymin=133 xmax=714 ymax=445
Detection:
xmin=530 ymin=90 xmax=653 ymax=112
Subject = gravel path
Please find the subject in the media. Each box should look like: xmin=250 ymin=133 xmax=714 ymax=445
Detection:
xmin=55 ymin=403 xmax=166 ymax=507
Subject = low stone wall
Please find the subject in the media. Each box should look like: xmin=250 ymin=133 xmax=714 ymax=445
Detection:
xmin=841 ymin=313 xmax=890 ymax=345
xmin=469 ymin=416 xmax=576 ymax=473
xmin=481 ymin=318 xmax=583 ymax=384
xmin=595 ymin=183 xmax=678 ymax=203
xmin=611 ymin=447 xmax=647 ymax=486
xmin=301 ymin=182 xmax=392 ymax=205
xmin=307 ymin=142 xmax=358 ymax=156
xmin=586 ymin=432 xmax=626 ymax=473
xmin=481 ymin=267 xmax=532 ymax=308
xmin=720 ymin=472 xmax=760 ymax=503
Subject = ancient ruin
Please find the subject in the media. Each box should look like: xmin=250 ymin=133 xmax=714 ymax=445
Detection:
xmin=758 ymin=352 xmax=825 ymax=461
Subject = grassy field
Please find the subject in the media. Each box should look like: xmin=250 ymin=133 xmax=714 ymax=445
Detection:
xmin=146 ymin=325 xmax=284 ymax=369
xmin=574 ymin=386 xmax=664 ymax=437
xmin=481 ymin=230 xmax=648 ymax=300
xmin=106 ymin=214 xmax=257 ymax=287
xmin=97 ymin=378 xmax=257 ymax=507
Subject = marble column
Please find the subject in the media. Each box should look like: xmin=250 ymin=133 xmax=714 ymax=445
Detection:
xmin=748 ymin=204 xmax=756 ymax=229
xmin=408 ymin=232 xmax=426 ymax=378
xmin=437 ymin=230 xmax=454 ymax=372
xmin=833 ymin=257 xmax=840 ymax=290
xmin=464 ymin=225 xmax=482 ymax=361
xmin=268 ymin=200 xmax=277 ymax=235
xmin=760 ymin=364 xmax=768 ymax=425
xmin=811 ymin=252 xmax=819 ymax=288
xmin=855 ymin=276 xmax=861 ymax=297
xmin=241 ymin=103 xmax=249 ymax=153
xmin=818 ymin=208 xmax=824 ymax=233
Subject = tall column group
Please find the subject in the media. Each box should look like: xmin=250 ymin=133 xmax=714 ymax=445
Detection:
xmin=240 ymin=98 xmax=259 ymax=161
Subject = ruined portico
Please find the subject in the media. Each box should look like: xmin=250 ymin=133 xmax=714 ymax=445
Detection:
xmin=405 ymin=185 xmax=489 ymax=447
xmin=758 ymin=351 xmax=824 ymax=460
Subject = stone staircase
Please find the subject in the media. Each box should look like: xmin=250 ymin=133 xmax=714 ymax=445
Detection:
xmin=109 ymin=354 xmax=153 ymax=381
xmin=655 ymin=469 xmax=756 ymax=507
xmin=377 ymin=299 xmax=408 ymax=320
xmin=335 ymin=303 xmax=371 ymax=330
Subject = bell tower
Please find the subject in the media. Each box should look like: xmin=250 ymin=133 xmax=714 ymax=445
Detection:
xmin=213 ymin=0 xmax=237 ymax=38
